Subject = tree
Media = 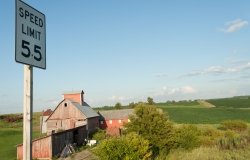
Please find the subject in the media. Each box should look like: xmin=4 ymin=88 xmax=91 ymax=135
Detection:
xmin=93 ymin=132 xmax=152 ymax=160
xmin=128 ymin=102 xmax=136 ymax=108
xmin=125 ymin=104 xmax=174 ymax=154
xmin=147 ymin=97 xmax=154 ymax=105
xmin=115 ymin=102 xmax=122 ymax=110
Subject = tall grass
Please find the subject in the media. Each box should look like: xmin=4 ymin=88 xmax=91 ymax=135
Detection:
xmin=166 ymin=146 xmax=250 ymax=160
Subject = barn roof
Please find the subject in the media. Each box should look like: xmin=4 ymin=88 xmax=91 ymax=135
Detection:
xmin=42 ymin=109 xmax=53 ymax=116
xmin=99 ymin=109 xmax=134 ymax=120
xmin=71 ymin=101 xmax=99 ymax=118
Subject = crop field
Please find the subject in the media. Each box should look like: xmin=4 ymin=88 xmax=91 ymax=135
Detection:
xmin=160 ymin=106 xmax=250 ymax=124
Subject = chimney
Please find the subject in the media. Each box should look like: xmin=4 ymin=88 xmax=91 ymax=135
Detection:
xmin=63 ymin=90 xmax=84 ymax=105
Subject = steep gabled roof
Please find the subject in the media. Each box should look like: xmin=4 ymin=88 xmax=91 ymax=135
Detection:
xmin=99 ymin=109 xmax=134 ymax=120
xmin=71 ymin=101 xmax=99 ymax=118
xmin=46 ymin=99 xmax=99 ymax=121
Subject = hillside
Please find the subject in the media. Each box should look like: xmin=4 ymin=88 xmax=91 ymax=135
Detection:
xmin=207 ymin=96 xmax=250 ymax=108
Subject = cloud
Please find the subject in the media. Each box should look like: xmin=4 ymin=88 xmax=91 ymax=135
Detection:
xmin=221 ymin=19 xmax=248 ymax=33
xmin=108 ymin=95 xmax=130 ymax=102
xmin=182 ymin=61 xmax=250 ymax=77
xmin=159 ymin=86 xmax=197 ymax=96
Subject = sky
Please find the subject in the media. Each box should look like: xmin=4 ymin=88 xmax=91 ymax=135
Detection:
xmin=0 ymin=0 xmax=250 ymax=114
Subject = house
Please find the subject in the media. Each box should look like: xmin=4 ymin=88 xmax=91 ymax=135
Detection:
xmin=99 ymin=109 xmax=133 ymax=136
xmin=40 ymin=109 xmax=53 ymax=134
xmin=45 ymin=90 xmax=100 ymax=135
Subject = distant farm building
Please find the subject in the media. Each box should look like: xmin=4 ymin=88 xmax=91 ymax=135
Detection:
xmin=99 ymin=109 xmax=133 ymax=136
xmin=40 ymin=109 xmax=53 ymax=134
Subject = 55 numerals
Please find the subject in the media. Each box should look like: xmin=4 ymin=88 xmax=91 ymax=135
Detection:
xmin=21 ymin=40 xmax=42 ymax=61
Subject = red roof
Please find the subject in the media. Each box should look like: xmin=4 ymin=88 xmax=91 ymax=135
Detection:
xmin=42 ymin=109 xmax=53 ymax=116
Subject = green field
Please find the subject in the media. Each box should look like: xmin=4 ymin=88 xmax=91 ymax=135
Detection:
xmin=156 ymin=96 xmax=250 ymax=124
xmin=0 ymin=113 xmax=42 ymax=160
xmin=160 ymin=106 xmax=250 ymax=124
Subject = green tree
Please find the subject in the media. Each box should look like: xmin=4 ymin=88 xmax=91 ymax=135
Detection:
xmin=93 ymin=132 xmax=152 ymax=160
xmin=128 ymin=102 xmax=136 ymax=108
xmin=115 ymin=102 xmax=122 ymax=110
xmin=147 ymin=97 xmax=154 ymax=105
xmin=125 ymin=104 xmax=173 ymax=154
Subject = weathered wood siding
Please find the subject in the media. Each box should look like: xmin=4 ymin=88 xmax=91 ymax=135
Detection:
xmin=17 ymin=126 xmax=87 ymax=160
xmin=87 ymin=117 xmax=99 ymax=133
xmin=46 ymin=99 xmax=87 ymax=133
xmin=17 ymin=136 xmax=52 ymax=160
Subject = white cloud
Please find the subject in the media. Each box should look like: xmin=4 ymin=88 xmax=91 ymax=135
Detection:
xmin=108 ymin=95 xmax=129 ymax=102
xmin=158 ymin=86 xmax=197 ymax=96
xmin=182 ymin=61 xmax=250 ymax=77
xmin=181 ymin=86 xmax=197 ymax=94
xmin=221 ymin=19 xmax=248 ymax=33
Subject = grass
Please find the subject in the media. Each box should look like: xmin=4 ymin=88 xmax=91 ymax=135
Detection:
xmin=0 ymin=112 xmax=42 ymax=160
xmin=158 ymin=106 xmax=250 ymax=124
xmin=0 ymin=128 xmax=23 ymax=160
xmin=166 ymin=145 xmax=250 ymax=160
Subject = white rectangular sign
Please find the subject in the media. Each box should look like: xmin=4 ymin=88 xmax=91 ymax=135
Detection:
xmin=16 ymin=0 xmax=46 ymax=69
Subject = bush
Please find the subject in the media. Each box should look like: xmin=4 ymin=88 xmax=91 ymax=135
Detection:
xmin=93 ymin=132 xmax=152 ymax=160
xmin=199 ymin=127 xmax=223 ymax=147
xmin=172 ymin=125 xmax=200 ymax=150
xmin=91 ymin=129 xmax=108 ymax=142
xmin=218 ymin=131 xmax=248 ymax=150
xmin=220 ymin=120 xmax=248 ymax=132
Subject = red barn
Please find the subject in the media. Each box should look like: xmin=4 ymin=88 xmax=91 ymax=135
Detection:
xmin=99 ymin=109 xmax=133 ymax=136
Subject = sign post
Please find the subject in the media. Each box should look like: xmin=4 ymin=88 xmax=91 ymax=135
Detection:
xmin=15 ymin=0 xmax=46 ymax=159
xmin=23 ymin=65 xmax=33 ymax=160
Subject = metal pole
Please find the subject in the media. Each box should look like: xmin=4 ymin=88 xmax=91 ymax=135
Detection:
xmin=23 ymin=65 xmax=33 ymax=160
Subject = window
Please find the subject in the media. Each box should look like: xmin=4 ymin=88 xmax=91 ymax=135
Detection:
xmin=100 ymin=121 xmax=104 ymax=124
xmin=64 ymin=103 xmax=67 ymax=107
xmin=118 ymin=120 xmax=122 ymax=123
xmin=109 ymin=120 xmax=112 ymax=124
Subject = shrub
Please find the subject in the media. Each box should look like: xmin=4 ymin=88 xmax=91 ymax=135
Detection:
xmin=218 ymin=131 xmax=248 ymax=150
xmin=93 ymin=132 xmax=152 ymax=160
xmin=91 ymin=129 xmax=108 ymax=142
xmin=220 ymin=120 xmax=247 ymax=132
xmin=199 ymin=127 xmax=223 ymax=147
xmin=172 ymin=125 xmax=200 ymax=150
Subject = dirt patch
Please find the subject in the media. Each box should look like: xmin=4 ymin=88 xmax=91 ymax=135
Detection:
xmin=198 ymin=100 xmax=216 ymax=108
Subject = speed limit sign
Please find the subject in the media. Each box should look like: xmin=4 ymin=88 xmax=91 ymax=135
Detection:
xmin=15 ymin=0 xmax=46 ymax=69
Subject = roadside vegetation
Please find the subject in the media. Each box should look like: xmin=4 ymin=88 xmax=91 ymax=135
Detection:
xmin=92 ymin=103 xmax=250 ymax=160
